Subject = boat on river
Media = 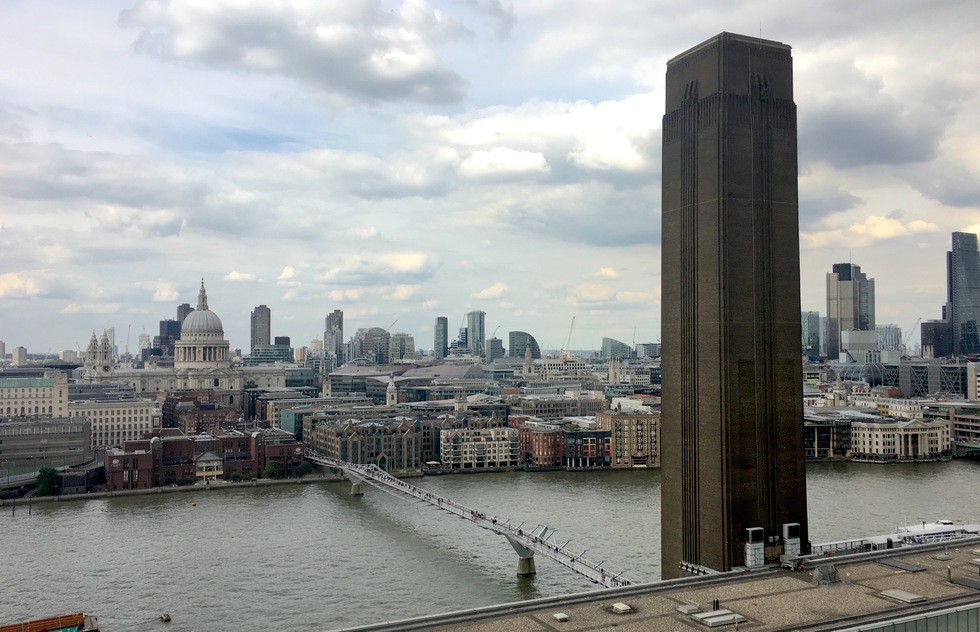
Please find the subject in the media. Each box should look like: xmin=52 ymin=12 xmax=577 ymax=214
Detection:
xmin=803 ymin=520 xmax=980 ymax=562
xmin=0 ymin=613 xmax=99 ymax=632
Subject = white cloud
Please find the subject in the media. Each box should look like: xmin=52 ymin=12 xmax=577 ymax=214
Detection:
xmin=60 ymin=302 xmax=119 ymax=314
xmin=460 ymin=148 xmax=549 ymax=178
xmin=0 ymin=272 xmax=41 ymax=298
xmin=598 ymin=267 xmax=618 ymax=279
xmin=472 ymin=282 xmax=508 ymax=299
xmin=278 ymin=266 xmax=296 ymax=281
xmin=566 ymin=283 xmax=613 ymax=305
xmin=152 ymin=282 xmax=179 ymax=302
xmin=386 ymin=284 xmax=419 ymax=300
xmin=225 ymin=271 xmax=258 ymax=282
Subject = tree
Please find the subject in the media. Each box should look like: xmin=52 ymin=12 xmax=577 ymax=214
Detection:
xmin=263 ymin=461 xmax=281 ymax=480
xmin=297 ymin=461 xmax=313 ymax=478
xmin=35 ymin=467 xmax=58 ymax=496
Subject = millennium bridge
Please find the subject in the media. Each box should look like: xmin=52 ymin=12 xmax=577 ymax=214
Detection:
xmin=306 ymin=452 xmax=632 ymax=589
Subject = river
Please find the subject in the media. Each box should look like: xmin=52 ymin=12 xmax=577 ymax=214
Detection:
xmin=3 ymin=460 xmax=980 ymax=631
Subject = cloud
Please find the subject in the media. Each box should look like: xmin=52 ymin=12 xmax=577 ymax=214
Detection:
xmin=317 ymin=251 xmax=438 ymax=285
xmin=802 ymin=215 xmax=939 ymax=248
xmin=386 ymin=284 xmax=419 ymax=300
xmin=459 ymin=148 xmax=549 ymax=179
xmin=225 ymin=271 xmax=258 ymax=282
xmin=60 ymin=303 xmax=120 ymax=315
xmin=850 ymin=215 xmax=938 ymax=240
xmin=615 ymin=291 xmax=648 ymax=304
xmin=460 ymin=0 xmax=516 ymax=40
xmin=278 ymin=266 xmax=296 ymax=281
xmin=120 ymin=0 xmax=470 ymax=104
xmin=152 ymin=282 xmax=179 ymax=302
xmin=598 ymin=267 xmax=618 ymax=279
xmin=566 ymin=283 xmax=613 ymax=305
xmin=798 ymin=59 xmax=949 ymax=170
xmin=328 ymin=288 xmax=363 ymax=301
xmin=0 ymin=272 xmax=42 ymax=298
xmin=472 ymin=282 xmax=508 ymax=299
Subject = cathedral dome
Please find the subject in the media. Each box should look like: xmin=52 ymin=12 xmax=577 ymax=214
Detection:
xmin=181 ymin=280 xmax=224 ymax=336
xmin=182 ymin=308 xmax=224 ymax=335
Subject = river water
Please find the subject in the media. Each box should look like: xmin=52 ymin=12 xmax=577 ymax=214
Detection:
xmin=3 ymin=460 xmax=980 ymax=631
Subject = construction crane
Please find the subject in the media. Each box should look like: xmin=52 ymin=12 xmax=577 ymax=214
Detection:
xmin=386 ymin=319 xmax=398 ymax=332
xmin=900 ymin=317 xmax=922 ymax=359
xmin=562 ymin=316 xmax=576 ymax=362
xmin=125 ymin=324 xmax=131 ymax=368
xmin=491 ymin=325 xmax=500 ymax=339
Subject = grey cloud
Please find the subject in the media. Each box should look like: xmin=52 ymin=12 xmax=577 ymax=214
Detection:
xmin=799 ymin=186 xmax=863 ymax=229
xmin=910 ymin=164 xmax=980 ymax=209
xmin=799 ymin=104 xmax=944 ymax=169
xmin=460 ymin=0 xmax=516 ymax=39
xmin=120 ymin=0 xmax=469 ymax=105
xmin=504 ymin=186 xmax=660 ymax=248
xmin=0 ymin=101 xmax=34 ymax=140
xmin=0 ymin=142 xmax=207 ymax=215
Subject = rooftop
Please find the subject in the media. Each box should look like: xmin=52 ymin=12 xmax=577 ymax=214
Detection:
xmin=348 ymin=538 xmax=980 ymax=632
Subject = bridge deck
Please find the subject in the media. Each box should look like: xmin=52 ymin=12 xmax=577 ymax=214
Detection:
xmin=308 ymin=453 xmax=632 ymax=588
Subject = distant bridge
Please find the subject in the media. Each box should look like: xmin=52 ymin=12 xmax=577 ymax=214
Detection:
xmin=307 ymin=452 xmax=633 ymax=589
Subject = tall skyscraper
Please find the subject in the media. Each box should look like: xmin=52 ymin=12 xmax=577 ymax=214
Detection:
xmin=434 ymin=316 xmax=448 ymax=359
xmin=177 ymin=302 xmax=192 ymax=324
xmin=250 ymin=305 xmax=271 ymax=352
xmin=948 ymin=232 xmax=980 ymax=356
xmin=466 ymin=310 xmax=486 ymax=357
xmin=661 ymin=33 xmax=808 ymax=578
xmin=324 ymin=309 xmax=344 ymax=367
xmin=826 ymin=263 xmax=875 ymax=360
xmin=801 ymin=311 xmax=820 ymax=360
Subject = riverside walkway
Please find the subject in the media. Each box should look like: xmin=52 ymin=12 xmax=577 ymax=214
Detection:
xmin=306 ymin=452 xmax=632 ymax=589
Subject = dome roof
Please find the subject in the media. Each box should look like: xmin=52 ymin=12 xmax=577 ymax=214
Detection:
xmin=183 ymin=308 xmax=224 ymax=334
xmin=181 ymin=280 xmax=224 ymax=335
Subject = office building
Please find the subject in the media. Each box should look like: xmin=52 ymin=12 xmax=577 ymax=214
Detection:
xmin=509 ymin=331 xmax=541 ymax=360
xmin=635 ymin=342 xmax=661 ymax=358
xmin=0 ymin=371 xmax=69 ymax=419
xmin=250 ymin=305 xmax=271 ymax=352
xmin=922 ymin=319 xmax=953 ymax=358
xmin=600 ymin=337 xmax=631 ymax=360
xmin=176 ymin=302 xmax=192 ymax=324
xmin=324 ymin=309 xmax=344 ymax=367
xmin=486 ymin=337 xmax=504 ymax=361
xmin=389 ymin=333 xmax=416 ymax=361
xmin=801 ymin=311 xmax=820 ymax=360
xmin=12 ymin=346 xmax=27 ymax=367
xmin=948 ymin=232 xmax=980 ymax=356
xmin=826 ymin=263 xmax=875 ymax=360
xmin=877 ymin=324 xmax=902 ymax=352
xmin=466 ymin=311 xmax=486 ymax=356
xmin=434 ymin=317 xmax=449 ymax=359
xmin=661 ymin=33 xmax=809 ymax=577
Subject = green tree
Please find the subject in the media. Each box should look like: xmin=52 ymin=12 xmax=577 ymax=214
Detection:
xmin=263 ymin=461 xmax=281 ymax=480
xmin=35 ymin=467 xmax=58 ymax=496
xmin=297 ymin=461 xmax=313 ymax=478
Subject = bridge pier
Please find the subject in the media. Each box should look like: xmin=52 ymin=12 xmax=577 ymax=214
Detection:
xmin=351 ymin=482 xmax=364 ymax=496
xmin=517 ymin=555 xmax=536 ymax=577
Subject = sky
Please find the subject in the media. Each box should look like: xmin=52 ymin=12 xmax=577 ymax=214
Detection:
xmin=1 ymin=0 xmax=979 ymax=356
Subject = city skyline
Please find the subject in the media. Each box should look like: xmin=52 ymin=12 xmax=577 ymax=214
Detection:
xmin=1 ymin=1 xmax=979 ymax=352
